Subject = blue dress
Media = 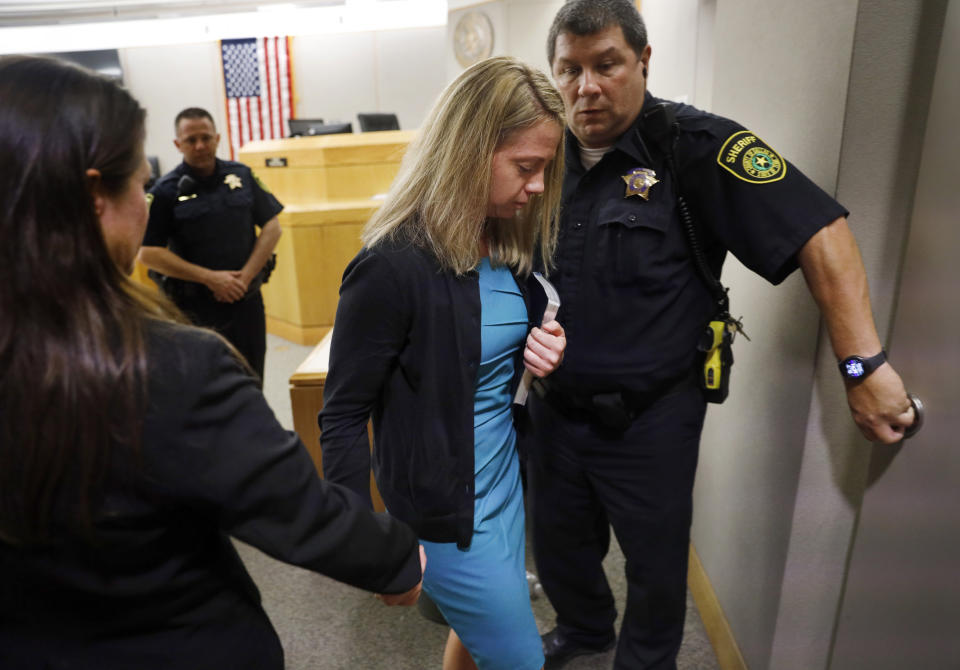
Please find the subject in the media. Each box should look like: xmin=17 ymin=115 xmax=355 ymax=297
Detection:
xmin=420 ymin=258 xmax=544 ymax=670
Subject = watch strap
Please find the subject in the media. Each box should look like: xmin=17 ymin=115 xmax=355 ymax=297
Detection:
xmin=838 ymin=350 xmax=887 ymax=380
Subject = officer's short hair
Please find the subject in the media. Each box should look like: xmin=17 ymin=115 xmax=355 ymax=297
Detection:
xmin=174 ymin=107 xmax=216 ymax=131
xmin=547 ymin=0 xmax=648 ymax=66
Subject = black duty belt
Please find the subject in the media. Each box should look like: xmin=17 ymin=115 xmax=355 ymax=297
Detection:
xmin=163 ymin=273 xmax=264 ymax=304
xmin=532 ymin=371 xmax=697 ymax=433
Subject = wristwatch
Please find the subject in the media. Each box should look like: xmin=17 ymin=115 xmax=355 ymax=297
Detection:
xmin=838 ymin=351 xmax=887 ymax=381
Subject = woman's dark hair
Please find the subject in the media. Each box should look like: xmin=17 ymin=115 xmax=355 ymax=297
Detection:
xmin=0 ymin=56 xmax=162 ymax=544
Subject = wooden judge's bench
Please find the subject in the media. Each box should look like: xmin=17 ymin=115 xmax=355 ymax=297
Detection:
xmin=237 ymin=129 xmax=414 ymax=346
xmin=238 ymin=130 xmax=413 ymax=510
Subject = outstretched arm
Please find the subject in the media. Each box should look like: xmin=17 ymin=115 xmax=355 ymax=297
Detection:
xmin=149 ymin=328 xmax=423 ymax=597
xmin=797 ymin=217 xmax=914 ymax=443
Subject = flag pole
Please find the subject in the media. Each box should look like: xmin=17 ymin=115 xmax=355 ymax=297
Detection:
xmin=286 ymin=36 xmax=297 ymax=120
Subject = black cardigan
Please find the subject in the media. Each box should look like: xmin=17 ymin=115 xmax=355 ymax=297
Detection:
xmin=319 ymin=238 xmax=533 ymax=549
xmin=0 ymin=320 xmax=420 ymax=670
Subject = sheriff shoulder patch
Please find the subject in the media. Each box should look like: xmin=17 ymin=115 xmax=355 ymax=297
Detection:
xmin=717 ymin=130 xmax=786 ymax=184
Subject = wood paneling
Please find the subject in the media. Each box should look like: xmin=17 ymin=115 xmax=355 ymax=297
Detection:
xmin=239 ymin=131 xmax=414 ymax=345
xmin=129 ymin=259 xmax=158 ymax=292
xmin=290 ymin=329 xmax=384 ymax=511
xmin=259 ymin=202 xmax=379 ymax=344
xmin=688 ymin=545 xmax=747 ymax=670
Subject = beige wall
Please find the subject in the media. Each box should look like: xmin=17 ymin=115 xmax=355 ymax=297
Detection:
xmin=292 ymin=27 xmax=447 ymax=134
xmin=121 ymin=42 xmax=229 ymax=177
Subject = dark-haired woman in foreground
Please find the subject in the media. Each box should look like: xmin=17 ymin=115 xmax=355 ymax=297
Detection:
xmin=0 ymin=55 xmax=423 ymax=670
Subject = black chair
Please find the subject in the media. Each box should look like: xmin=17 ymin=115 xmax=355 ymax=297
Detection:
xmin=289 ymin=120 xmax=352 ymax=137
xmin=145 ymin=156 xmax=161 ymax=190
xmin=357 ymin=113 xmax=400 ymax=132
xmin=287 ymin=118 xmax=325 ymax=136
xmin=314 ymin=121 xmax=352 ymax=135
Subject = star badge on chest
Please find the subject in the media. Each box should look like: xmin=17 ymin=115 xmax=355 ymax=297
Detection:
xmin=622 ymin=167 xmax=659 ymax=200
xmin=224 ymin=174 xmax=243 ymax=190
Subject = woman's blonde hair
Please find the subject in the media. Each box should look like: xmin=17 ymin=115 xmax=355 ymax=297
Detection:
xmin=362 ymin=56 xmax=565 ymax=276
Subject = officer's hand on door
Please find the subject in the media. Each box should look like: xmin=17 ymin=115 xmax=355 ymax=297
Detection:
xmin=845 ymin=363 xmax=915 ymax=443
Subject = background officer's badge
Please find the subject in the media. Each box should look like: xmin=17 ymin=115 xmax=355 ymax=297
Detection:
xmin=224 ymin=174 xmax=243 ymax=190
xmin=622 ymin=167 xmax=659 ymax=200
xmin=717 ymin=130 xmax=786 ymax=184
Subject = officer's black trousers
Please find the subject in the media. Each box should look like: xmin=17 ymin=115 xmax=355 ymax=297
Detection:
xmin=527 ymin=382 xmax=706 ymax=670
xmin=176 ymin=291 xmax=266 ymax=388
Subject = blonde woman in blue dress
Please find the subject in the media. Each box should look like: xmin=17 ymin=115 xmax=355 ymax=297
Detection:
xmin=320 ymin=56 xmax=567 ymax=670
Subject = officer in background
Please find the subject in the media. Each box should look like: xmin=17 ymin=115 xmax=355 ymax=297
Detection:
xmin=140 ymin=108 xmax=282 ymax=387
xmin=528 ymin=2 xmax=915 ymax=669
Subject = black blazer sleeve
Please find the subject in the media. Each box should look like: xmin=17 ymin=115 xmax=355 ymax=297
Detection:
xmin=318 ymin=248 xmax=411 ymax=505
xmin=145 ymin=325 xmax=420 ymax=595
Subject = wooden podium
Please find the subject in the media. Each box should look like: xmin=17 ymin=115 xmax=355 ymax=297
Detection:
xmin=289 ymin=328 xmax=385 ymax=512
xmin=238 ymin=130 xmax=414 ymax=345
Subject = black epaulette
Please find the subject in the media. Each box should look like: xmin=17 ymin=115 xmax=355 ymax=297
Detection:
xmin=152 ymin=169 xmax=182 ymax=194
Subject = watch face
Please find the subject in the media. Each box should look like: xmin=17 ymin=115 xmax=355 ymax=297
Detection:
xmin=844 ymin=358 xmax=866 ymax=378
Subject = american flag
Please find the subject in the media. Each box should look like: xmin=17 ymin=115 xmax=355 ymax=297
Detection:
xmin=220 ymin=37 xmax=294 ymax=159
